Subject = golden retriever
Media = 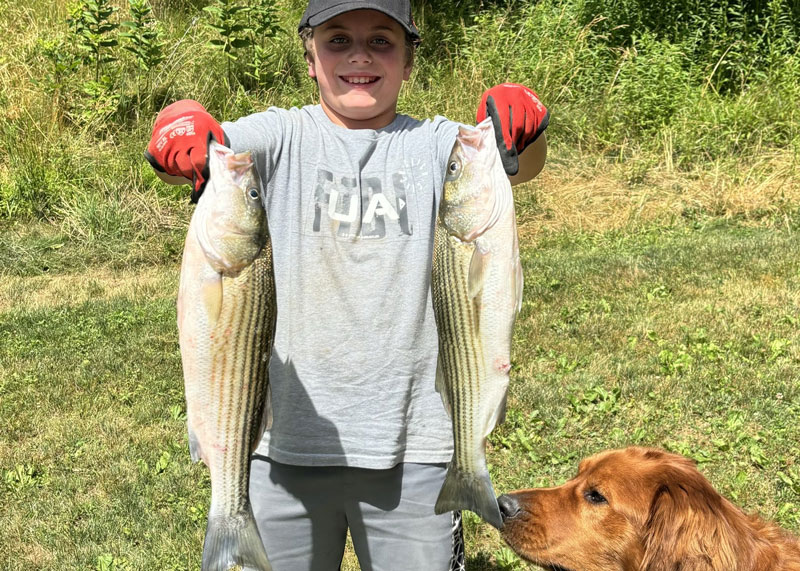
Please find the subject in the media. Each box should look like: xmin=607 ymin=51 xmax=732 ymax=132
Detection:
xmin=498 ymin=446 xmax=800 ymax=570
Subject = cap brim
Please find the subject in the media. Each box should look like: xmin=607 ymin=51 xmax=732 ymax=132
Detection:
xmin=300 ymin=3 xmax=420 ymax=38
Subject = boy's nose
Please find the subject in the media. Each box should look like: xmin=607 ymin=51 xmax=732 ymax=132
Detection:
xmin=348 ymin=44 xmax=372 ymax=63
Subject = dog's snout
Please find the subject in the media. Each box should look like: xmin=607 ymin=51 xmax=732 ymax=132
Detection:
xmin=497 ymin=494 xmax=521 ymax=519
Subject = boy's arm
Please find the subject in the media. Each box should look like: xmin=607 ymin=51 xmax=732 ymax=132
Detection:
xmin=476 ymin=83 xmax=549 ymax=186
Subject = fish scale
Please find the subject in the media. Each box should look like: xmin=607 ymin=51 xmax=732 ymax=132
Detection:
xmin=432 ymin=119 xmax=522 ymax=531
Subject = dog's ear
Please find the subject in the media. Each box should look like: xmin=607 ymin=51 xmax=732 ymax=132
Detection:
xmin=641 ymin=459 xmax=739 ymax=570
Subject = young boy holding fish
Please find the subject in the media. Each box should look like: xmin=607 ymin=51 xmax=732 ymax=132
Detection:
xmin=145 ymin=0 xmax=548 ymax=568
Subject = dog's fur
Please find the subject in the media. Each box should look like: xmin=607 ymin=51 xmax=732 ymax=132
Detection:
xmin=498 ymin=446 xmax=800 ymax=571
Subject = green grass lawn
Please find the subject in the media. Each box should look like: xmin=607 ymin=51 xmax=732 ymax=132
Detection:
xmin=1 ymin=214 xmax=799 ymax=570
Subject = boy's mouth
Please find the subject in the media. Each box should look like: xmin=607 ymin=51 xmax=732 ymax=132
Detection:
xmin=341 ymin=75 xmax=380 ymax=85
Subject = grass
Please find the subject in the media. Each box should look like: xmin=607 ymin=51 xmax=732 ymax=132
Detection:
xmin=2 ymin=195 xmax=799 ymax=569
xmin=0 ymin=268 xmax=205 ymax=570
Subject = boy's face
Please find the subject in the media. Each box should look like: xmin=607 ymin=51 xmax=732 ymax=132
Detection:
xmin=307 ymin=9 xmax=413 ymax=130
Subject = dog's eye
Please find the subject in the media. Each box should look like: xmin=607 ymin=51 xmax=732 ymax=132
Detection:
xmin=584 ymin=489 xmax=607 ymax=505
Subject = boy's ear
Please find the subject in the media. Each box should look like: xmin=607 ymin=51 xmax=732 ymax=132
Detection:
xmin=306 ymin=53 xmax=316 ymax=79
xmin=403 ymin=53 xmax=414 ymax=81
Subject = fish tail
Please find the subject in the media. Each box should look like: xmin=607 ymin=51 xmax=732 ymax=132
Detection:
xmin=202 ymin=509 xmax=272 ymax=571
xmin=434 ymin=463 xmax=503 ymax=530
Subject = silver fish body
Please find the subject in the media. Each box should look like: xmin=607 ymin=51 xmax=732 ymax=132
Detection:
xmin=432 ymin=118 xmax=523 ymax=530
xmin=178 ymin=141 xmax=275 ymax=571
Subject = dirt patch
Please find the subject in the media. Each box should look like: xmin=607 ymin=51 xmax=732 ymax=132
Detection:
xmin=0 ymin=267 xmax=178 ymax=313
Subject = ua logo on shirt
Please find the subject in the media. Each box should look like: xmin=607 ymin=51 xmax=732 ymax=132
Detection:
xmin=312 ymin=169 xmax=413 ymax=240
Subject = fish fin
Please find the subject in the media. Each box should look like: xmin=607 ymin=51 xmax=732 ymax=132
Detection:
xmin=513 ymin=257 xmax=524 ymax=316
xmin=435 ymin=463 xmax=503 ymax=530
xmin=484 ymin=376 xmax=510 ymax=433
xmin=469 ymin=242 xmax=491 ymax=331
xmin=193 ymin=268 xmax=223 ymax=329
xmin=468 ymin=242 xmax=491 ymax=300
xmin=435 ymin=358 xmax=452 ymax=417
xmin=202 ymin=508 xmax=272 ymax=571
xmin=187 ymin=424 xmax=204 ymax=463
xmin=250 ymin=384 xmax=271 ymax=455
xmin=512 ymin=233 xmax=524 ymax=316
xmin=493 ymin=390 xmax=509 ymax=428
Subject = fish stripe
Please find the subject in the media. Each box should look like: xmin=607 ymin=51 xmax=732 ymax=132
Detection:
xmin=206 ymin=250 xmax=274 ymax=516
xmin=433 ymin=227 xmax=487 ymax=472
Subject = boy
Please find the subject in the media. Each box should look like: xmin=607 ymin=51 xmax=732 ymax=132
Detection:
xmin=145 ymin=1 xmax=548 ymax=569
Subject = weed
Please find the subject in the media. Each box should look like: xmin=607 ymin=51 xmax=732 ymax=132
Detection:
xmin=121 ymin=0 xmax=165 ymax=74
xmin=169 ymin=404 xmax=187 ymax=422
xmin=3 ymin=464 xmax=49 ymax=495
xmin=778 ymin=469 xmax=800 ymax=496
xmin=493 ymin=547 xmax=525 ymax=570
xmin=95 ymin=554 xmax=129 ymax=571
xmin=68 ymin=0 xmax=119 ymax=82
xmin=568 ymin=385 xmax=621 ymax=415
xmin=203 ymin=0 xmax=250 ymax=87
xmin=154 ymin=450 xmax=173 ymax=474
xmin=120 ymin=0 xmax=165 ymax=113
xmin=33 ymin=35 xmax=81 ymax=123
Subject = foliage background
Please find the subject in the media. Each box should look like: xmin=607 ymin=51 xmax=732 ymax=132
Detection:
xmin=1 ymin=0 xmax=798 ymax=569
xmin=1 ymin=0 xmax=798 ymax=230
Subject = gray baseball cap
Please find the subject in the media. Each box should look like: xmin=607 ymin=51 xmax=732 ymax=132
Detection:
xmin=298 ymin=0 xmax=420 ymax=40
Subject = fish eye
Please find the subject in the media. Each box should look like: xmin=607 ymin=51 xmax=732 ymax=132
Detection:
xmin=584 ymin=489 xmax=607 ymax=505
xmin=446 ymin=159 xmax=461 ymax=181
xmin=248 ymin=188 xmax=260 ymax=200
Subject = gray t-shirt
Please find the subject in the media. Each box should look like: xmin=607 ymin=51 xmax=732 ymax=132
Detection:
xmin=223 ymin=105 xmax=461 ymax=468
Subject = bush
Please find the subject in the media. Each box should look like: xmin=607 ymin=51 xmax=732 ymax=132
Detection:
xmin=577 ymin=0 xmax=800 ymax=94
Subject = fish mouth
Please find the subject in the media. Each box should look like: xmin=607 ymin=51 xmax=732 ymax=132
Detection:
xmin=340 ymin=75 xmax=380 ymax=85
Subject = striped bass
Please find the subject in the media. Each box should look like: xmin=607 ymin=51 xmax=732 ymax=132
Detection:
xmin=432 ymin=118 xmax=523 ymax=530
xmin=177 ymin=140 xmax=275 ymax=570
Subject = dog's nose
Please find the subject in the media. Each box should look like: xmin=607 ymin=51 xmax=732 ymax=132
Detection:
xmin=497 ymin=494 xmax=521 ymax=519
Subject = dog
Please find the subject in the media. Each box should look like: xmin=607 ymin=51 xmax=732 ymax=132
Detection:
xmin=497 ymin=446 xmax=800 ymax=570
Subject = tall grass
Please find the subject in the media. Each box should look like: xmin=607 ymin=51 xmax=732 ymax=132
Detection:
xmin=1 ymin=0 xmax=798 ymax=241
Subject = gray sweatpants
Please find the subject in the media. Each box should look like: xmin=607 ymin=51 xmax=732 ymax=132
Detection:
xmin=249 ymin=456 xmax=463 ymax=571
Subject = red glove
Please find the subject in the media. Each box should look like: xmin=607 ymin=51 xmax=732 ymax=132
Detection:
xmin=144 ymin=100 xmax=227 ymax=202
xmin=476 ymin=83 xmax=549 ymax=176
